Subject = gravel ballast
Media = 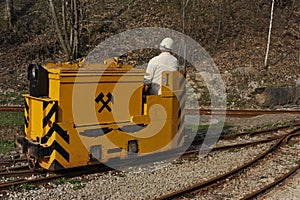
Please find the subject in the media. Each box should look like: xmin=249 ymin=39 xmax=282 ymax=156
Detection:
xmin=6 ymin=143 xmax=272 ymax=199
xmin=2 ymin=113 xmax=300 ymax=199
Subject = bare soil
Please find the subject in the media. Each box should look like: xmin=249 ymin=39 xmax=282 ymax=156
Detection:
xmin=0 ymin=0 xmax=299 ymax=108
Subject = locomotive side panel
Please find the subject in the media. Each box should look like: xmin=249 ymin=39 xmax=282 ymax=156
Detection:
xmin=18 ymin=61 xmax=187 ymax=171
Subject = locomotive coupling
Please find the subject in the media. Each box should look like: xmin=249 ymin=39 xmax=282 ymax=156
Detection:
xmin=14 ymin=136 xmax=51 ymax=159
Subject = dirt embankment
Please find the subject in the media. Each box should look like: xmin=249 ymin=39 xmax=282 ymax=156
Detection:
xmin=0 ymin=0 xmax=299 ymax=108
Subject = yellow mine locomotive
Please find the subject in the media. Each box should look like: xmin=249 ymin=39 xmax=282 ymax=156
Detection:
xmin=16 ymin=58 xmax=187 ymax=171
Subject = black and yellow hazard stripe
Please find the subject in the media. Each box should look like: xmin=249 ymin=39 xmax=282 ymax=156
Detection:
xmin=24 ymin=98 xmax=30 ymax=133
xmin=177 ymin=75 xmax=186 ymax=145
xmin=41 ymin=101 xmax=70 ymax=170
xmin=43 ymin=101 xmax=58 ymax=128
xmin=48 ymin=141 xmax=69 ymax=161
xmin=42 ymin=101 xmax=58 ymax=142
xmin=41 ymin=123 xmax=69 ymax=144
xmin=49 ymin=159 xmax=65 ymax=171
xmin=45 ymin=135 xmax=70 ymax=171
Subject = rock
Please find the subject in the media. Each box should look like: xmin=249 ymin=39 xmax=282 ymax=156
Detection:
xmin=232 ymin=66 xmax=259 ymax=78
xmin=296 ymin=78 xmax=300 ymax=87
xmin=255 ymin=87 xmax=300 ymax=106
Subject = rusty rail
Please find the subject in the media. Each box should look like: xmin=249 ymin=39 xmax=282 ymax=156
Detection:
xmin=2 ymin=106 xmax=300 ymax=118
xmin=0 ymin=106 xmax=23 ymax=112
xmin=185 ymin=109 xmax=300 ymax=117
xmin=241 ymin=132 xmax=300 ymax=200
xmin=158 ymin=127 xmax=300 ymax=200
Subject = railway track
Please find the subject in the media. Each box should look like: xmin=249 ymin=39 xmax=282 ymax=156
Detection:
xmin=0 ymin=106 xmax=23 ymax=112
xmin=0 ymin=158 xmax=27 ymax=167
xmin=1 ymin=124 xmax=298 ymax=195
xmin=159 ymin=127 xmax=300 ymax=200
xmin=190 ymin=123 xmax=300 ymax=151
xmin=0 ymin=164 xmax=114 ymax=191
xmin=1 ymin=106 xmax=300 ymax=117
xmin=186 ymin=109 xmax=300 ymax=117
xmin=1 ymin=106 xmax=300 ymax=198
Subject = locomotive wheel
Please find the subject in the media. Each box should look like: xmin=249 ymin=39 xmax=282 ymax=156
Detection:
xmin=27 ymin=157 xmax=38 ymax=170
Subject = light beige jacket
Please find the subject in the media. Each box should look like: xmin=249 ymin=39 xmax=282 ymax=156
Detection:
xmin=145 ymin=52 xmax=178 ymax=95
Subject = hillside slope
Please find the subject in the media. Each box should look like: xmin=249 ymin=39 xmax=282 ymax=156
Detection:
xmin=0 ymin=0 xmax=299 ymax=107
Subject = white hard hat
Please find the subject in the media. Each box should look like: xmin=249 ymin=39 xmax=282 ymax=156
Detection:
xmin=160 ymin=37 xmax=174 ymax=51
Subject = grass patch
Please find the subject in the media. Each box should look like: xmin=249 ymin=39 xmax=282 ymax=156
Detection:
xmin=53 ymin=178 xmax=66 ymax=185
xmin=69 ymin=179 xmax=84 ymax=190
xmin=0 ymin=139 xmax=15 ymax=154
xmin=0 ymin=111 xmax=23 ymax=126
xmin=10 ymin=185 xmax=20 ymax=191
xmin=0 ymin=111 xmax=23 ymax=154
xmin=21 ymin=183 xmax=34 ymax=191
xmin=186 ymin=121 xmax=231 ymax=134
xmin=0 ymin=91 xmax=23 ymax=105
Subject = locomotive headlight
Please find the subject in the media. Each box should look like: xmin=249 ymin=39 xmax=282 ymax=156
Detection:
xmin=31 ymin=68 xmax=36 ymax=79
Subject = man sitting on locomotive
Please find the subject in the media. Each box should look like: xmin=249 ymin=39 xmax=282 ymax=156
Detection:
xmin=144 ymin=37 xmax=178 ymax=95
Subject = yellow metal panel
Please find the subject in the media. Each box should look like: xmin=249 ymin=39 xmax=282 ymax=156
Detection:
xmin=49 ymin=78 xmax=60 ymax=100
xmin=53 ymin=68 xmax=145 ymax=126
xmin=59 ymin=83 xmax=74 ymax=122
xmin=30 ymin=100 xmax=43 ymax=140
xmin=161 ymin=70 xmax=186 ymax=96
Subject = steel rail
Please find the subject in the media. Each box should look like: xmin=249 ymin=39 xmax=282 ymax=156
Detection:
xmin=0 ymin=170 xmax=38 ymax=178
xmin=1 ymin=106 xmax=300 ymax=117
xmin=0 ymin=164 xmax=113 ymax=191
xmin=185 ymin=109 xmax=300 ymax=117
xmin=0 ymin=174 xmax=65 ymax=191
xmin=1 ymin=135 xmax=273 ymax=192
xmin=0 ymin=158 xmax=27 ymax=165
xmin=241 ymin=133 xmax=300 ymax=200
xmin=0 ymin=165 xmax=29 ymax=173
xmin=221 ymin=123 xmax=300 ymax=140
xmin=0 ymin=106 xmax=23 ymax=111
xmin=0 ymin=133 xmax=293 ymax=193
xmin=190 ymin=124 xmax=300 ymax=148
xmin=0 ymin=124 xmax=297 ymax=188
xmin=0 ymin=136 xmax=277 ymax=191
xmin=158 ymin=127 xmax=300 ymax=200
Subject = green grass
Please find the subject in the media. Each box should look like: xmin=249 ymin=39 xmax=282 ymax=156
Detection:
xmin=186 ymin=121 xmax=229 ymax=133
xmin=54 ymin=178 xmax=84 ymax=190
xmin=53 ymin=178 xmax=66 ymax=185
xmin=0 ymin=139 xmax=15 ymax=154
xmin=0 ymin=91 xmax=24 ymax=105
xmin=0 ymin=111 xmax=23 ymax=154
xmin=0 ymin=111 xmax=23 ymax=126
xmin=21 ymin=183 xmax=34 ymax=191
xmin=69 ymin=179 xmax=84 ymax=190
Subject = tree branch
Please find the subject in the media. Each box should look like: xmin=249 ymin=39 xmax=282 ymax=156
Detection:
xmin=49 ymin=0 xmax=70 ymax=60
xmin=264 ymin=0 xmax=275 ymax=70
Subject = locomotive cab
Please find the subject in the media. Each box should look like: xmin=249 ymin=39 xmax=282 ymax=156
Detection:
xmin=28 ymin=63 xmax=49 ymax=97
xmin=17 ymin=58 xmax=187 ymax=171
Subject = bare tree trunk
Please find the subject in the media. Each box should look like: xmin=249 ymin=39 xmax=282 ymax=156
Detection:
xmin=5 ymin=0 xmax=14 ymax=28
xmin=264 ymin=0 xmax=275 ymax=70
xmin=49 ymin=0 xmax=82 ymax=61
xmin=49 ymin=0 xmax=83 ymax=60
xmin=61 ymin=0 xmax=71 ymax=53
xmin=215 ymin=0 xmax=224 ymax=50
xmin=182 ymin=0 xmax=189 ymax=34
xmin=69 ymin=0 xmax=74 ymax=51
xmin=73 ymin=0 xmax=79 ymax=59
xmin=49 ymin=0 xmax=71 ymax=60
xmin=181 ymin=0 xmax=189 ymax=69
